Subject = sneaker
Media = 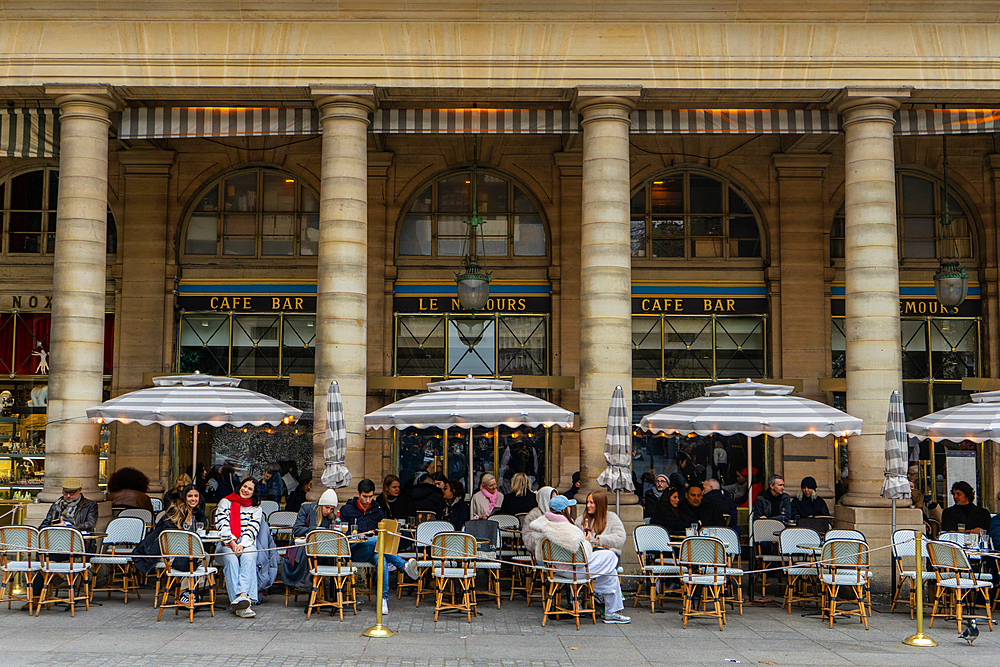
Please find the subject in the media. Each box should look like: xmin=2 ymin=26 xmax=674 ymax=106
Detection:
xmin=603 ymin=611 xmax=631 ymax=624
xmin=179 ymin=591 xmax=191 ymax=605
xmin=231 ymin=593 xmax=251 ymax=611
xmin=235 ymin=607 xmax=256 ymax=618
xmin=405 ymin=558 xmax=420 ymax=581
xmin=381 ymin=598 xmax=389 ymax=615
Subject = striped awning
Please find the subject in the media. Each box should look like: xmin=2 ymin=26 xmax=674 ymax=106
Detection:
xmin=0 ymin=109 xmax=59 ymax=158
xmin=631 ymin=109 xmax=841 ymax=135
xmin=370 ymin=108 xmax=578 ymax=134
xmin=906 ymin=390 xmax=1000 ymax=444
xmin=895 ymin=109 xmax=1000 ymax=136
xmin=364 ymin=375 xmax=573 ymax=431
xmin=639 ymin=379 xmax=862 ymax=439
xmin=117 ymin=107 xmax=319 ymax=140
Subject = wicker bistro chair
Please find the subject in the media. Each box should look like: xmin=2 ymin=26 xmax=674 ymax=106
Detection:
xmin=464 ymin=519 xmax=502 ymax=609
xmin=927 ymin=539 xmax=994 ymax=632
xmin=268 ymin=511 xmax=297 ymax=546
xmin=304 ymin=529 xmax=357 ymax=619
xmin=778 ymin=527 xmax=821 ymax=614
xmin=703 ymin=526 xmax=745 ymax=614
xmin=493 ymin=514 xmax=534 ymax=603
xmin=156 ymin=530 xmax=217 ymax=623
xmin=751 ymin=519 xmax=785 ymax=597
xmin=677 ymin=536 xmax=728 ymax=631
xmin=825 ymin=529 xmax=866 ymax=542
xmin=632 ymin=524 xmax=681 ymax=612
xmin=938 ymin=532 xmax=992 ymax=582
xmin=90 ymin=517 xmax=145 ymax=603
xmin=0 ymin=525 xmax=41 ymax=614
xmin=431 ymin=532 xmax=479 ymax=622
xmin=538 ymin=538 xmax=597 ymax=629
xmin=818 ymin=539 xmax=871 ymax=629
xmin=890 ymin=529 xmax=935 ymax=618
xmin=260 ymin=500 xmax=280 ymax=520
xmin=410 ymin=521 xmax=454 ymax=606
xmin=118 ymin=508 xmax=154 ymax=528
xmin=36 ymin=527 xmax=91 ymax=616
xmin=150 ymin=497 xmax=163 ymax=513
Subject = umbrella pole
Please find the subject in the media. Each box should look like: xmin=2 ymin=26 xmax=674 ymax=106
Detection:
xmin=747 ymin=433 xmax=755 ymax=602
xmin=469 ymin=427 xmax=474 ymax=501
xmin=616 ymin=490 xmax=620 ymax=515
xmin=192 ymin=425 xmax=198 ymax=479
xmin=891 ymin=498 xmax=897 ymax=601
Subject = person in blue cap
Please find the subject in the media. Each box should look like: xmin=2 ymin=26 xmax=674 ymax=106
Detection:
xmin=527 ymin=494 xmax=630 ymax=624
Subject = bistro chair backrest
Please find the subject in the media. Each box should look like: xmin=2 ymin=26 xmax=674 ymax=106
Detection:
xmin=491 ymin=514 xmax=520 ymax=531
xmin=103 ymin=517 xmax=145 ymax=547
xmin=679 ymin=536 xmax=727 ymax=584
xmin=927 ymin=539 xmax=975 ymax=585
xmin=159 ymin=529 xmax=207 ymax=560
xmin=268 ymin=511 xmax=297 ymax=529
xmin=702 ymin=526 xmax=741 ymax=558
xmin=305 ymin=529 xmax=352 ymax=559
xmin=464 ymin=519 xmax=501 ymax=553
xmin=892 ymin=529 xmax=928 ymax=559
xmin=119 ymin=508 xmax=153 ymax=526
xmin=0 ymin=525 xmax=39 ymax=565
xmin=415 ymin=521 xmax=453 ymax=552
xmin=39 ymin=526 xmax=87 ymax=557
xmin=779 ymin=527 xmax=821 ymax=557
xmin=150 ymin=497 xmax=163 ymax=513
xmin=539 ymin=538 xmax=589 ymax=583
xmin=826 ymin=529 xmax=866 ymax=542
xmin=634 ymin=524 xmax=673 ymax=556
xmin=819 ymin=539 xmax=868 ymax=586
xmin=260 ymin=500 xmax=280 ymax=519
xmin=432 ymin=532 xmax=477 ymax=561
xmin=752 ymin=519 xmax=784 ymax=545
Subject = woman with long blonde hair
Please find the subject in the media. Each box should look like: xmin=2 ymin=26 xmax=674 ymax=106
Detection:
xmin=575 ymin=490 xmax=626 ymax=556
xmin=498 ymin=472 xmax=537 ymax=516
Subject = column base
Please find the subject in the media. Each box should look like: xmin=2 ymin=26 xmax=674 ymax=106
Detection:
xmin=834 ymin=503 xmax=922 ymax=592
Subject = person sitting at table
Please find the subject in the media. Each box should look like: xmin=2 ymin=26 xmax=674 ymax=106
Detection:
xmin=162 ymin=484 xmax=209 ymax=604
xmin=471 ymin=473 xmax=504 ymax=519
xmin=650 ymin=487 xmax=687 ymax=535
xmin=442 ymin=479 xmax=470 ymax=530
xmin=340 ymin=478 xmax=415 ymax=615
xmin=576 ymin=490 xmax=626 ymax=557
xmin=522 ymin=486 xmax=558 ymax=553
xmin=260 ymin=462 xmax=286 ymax=503
xmin=285 ymin=475 xmax=312 ymax=513
xmin=678 ymin=482 xmax=727 ymax=528
xmin=791 ymin=476 xmax=829 ymax=519
xmin=411 ymin=471 xmax=445 ymax=519
xmin=752 ymin=474 xmax=792 ymax=521
xmin=215 ymin=476 xmax=263 ymax=618
xmin=162 ymin=473 xmax=193 ymax=510
xmin=564 ymin=471 xmax=582 ymax=500
xmin=941 ymin=480 xmax=991 ymax=534
xmin=702 ymin=478 xmax=737 ymax=529
xmin=279 ymin=488 xmax=340 ymax=592
xmin=106 ymin=467 xmax=155 ymax=512
xmin=377 ymin=474 xmax=414 ymax=521
xmin=498 ymin=472 xmax=537 ymax=516
xmin=530 ymin=495 xmax=630 ymax=624
xmin=643 ymin=474 xmax=669 ymax=518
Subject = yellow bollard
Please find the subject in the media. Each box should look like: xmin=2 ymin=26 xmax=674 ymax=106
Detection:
xmin=903 ymin=531 xmax=936 ymax=647
xmin=363 ymin=519 xmax=394 ymax=638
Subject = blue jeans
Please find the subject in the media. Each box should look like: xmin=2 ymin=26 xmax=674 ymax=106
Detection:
xmin=351 ymin=537 xmax=406 ymax=600
xmin=216 ymin=545 xmax=258 ymax=604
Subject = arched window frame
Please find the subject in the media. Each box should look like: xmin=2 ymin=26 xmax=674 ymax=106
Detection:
xmin=395 ymin=167 xmax=550 ymax=265
xmin=0 ymin=165 xmax=117 ymax=258
xmin=629 ymin=168 xmax=765 ymax=262
xmin=830 ymin=169 xmax=978 ymax=264
xmin=180 ymin=166 xmax=320 ymax=260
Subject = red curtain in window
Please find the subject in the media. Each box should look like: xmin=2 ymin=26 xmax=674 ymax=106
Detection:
xmin=0 ymin=314 xmax=13 ymax=375
xmin=12 ymin=313 xmax=51 ymax=375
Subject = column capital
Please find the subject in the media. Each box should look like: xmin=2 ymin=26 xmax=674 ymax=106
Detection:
xmin=772 ymin=153 xmax=832 ymax=179
xmin=119 ymin=149 xmax=175 ymax=176
xmin=45 ymin=84 xmax=123 ymax=115
xmin=831 ymin=86 xmax=911 ymax=119
xmin=572 ymin=85 xmax=641 ymax=116
xmin=311 ymin=84 xmax=377 ymax=116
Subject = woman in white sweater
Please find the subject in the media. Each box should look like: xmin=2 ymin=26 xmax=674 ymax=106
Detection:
xmin=521 ymin=486 xmax=558 ymax=553
xmin=575 ymin=490 xmax=626 ymax=557
xmin=214 ymin=476 xmax=264 ymax=618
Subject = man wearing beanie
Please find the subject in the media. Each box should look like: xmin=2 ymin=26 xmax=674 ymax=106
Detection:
xmin=791 ymin=476 xmax=829 ymax=519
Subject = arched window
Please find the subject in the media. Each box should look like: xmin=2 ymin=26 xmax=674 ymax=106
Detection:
xmin=2 ymin=167 xmax=116 ymax=255
xmin=830 ymin=172 xmax=975 ymax=260
xmin=630 ymin=171 xmax=762 ymax=259
xmin=397 ymin=169 xmax=546 ymax=258
xmin=183 ymin=168 xmax=319 ymax=258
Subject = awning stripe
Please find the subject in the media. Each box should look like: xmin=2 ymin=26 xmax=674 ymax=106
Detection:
xmin=117 ymin=107 xmax=320 ymax=139
xmin=0 ymin=109 xmax=59 ymax=158
xmin=896 ymin=109 xmax=1000 ymax=135
xmin=370 ymin=108 xmax=579 ymax=134
xmin=630 ymin=108 xmax=843 ymax=134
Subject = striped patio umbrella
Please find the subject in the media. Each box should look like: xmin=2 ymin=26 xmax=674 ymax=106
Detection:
xmin=597 ymin=386 xmax=634 ymax=513
xmin=86 ymin=372 xmax=302 ymax=473
xmin=321 ymin=380 xmax=352 ymax=489
xmin=365 ymin=375 xmax=574 ymax=494
xmin=881 ymin=390 xmax=911 ymax=500
xmin=906 ymin=390 xmax=1000 ymax=443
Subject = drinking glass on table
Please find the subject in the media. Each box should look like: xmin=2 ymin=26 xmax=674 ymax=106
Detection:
xmin=196 ymin=522 xmax=205 ymax=536
xmin=958 ymin=523 xmax=966 ymax=533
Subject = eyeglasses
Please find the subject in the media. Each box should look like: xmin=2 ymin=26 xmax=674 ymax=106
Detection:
xmin=62 ymin=489 xmax=80 ymax=496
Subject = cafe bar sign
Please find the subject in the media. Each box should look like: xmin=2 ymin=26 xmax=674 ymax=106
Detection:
xmin=830 ymin=282 xmax=982 ymax=317
xmin=393 ymin=281 xmax=551 ymax=314
xmin=176 ymin=282 xmax=317 ymax=313
xmin=632 ymin=282 xmax=768 ymax=315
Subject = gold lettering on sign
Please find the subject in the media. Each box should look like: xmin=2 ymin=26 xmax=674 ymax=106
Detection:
xmin=452 ymin=298 xmax=461 ymax=311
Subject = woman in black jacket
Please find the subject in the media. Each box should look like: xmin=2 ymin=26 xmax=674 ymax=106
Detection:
xmin=442 ymin=479 xmax=470 ymax=530
xmin=498 ymin=472 xmax=537 ymax=516
xmin=411 ymin=471 xmax=445 ymax=518
xmin=650 ymin=487 xmax=687 ymax=535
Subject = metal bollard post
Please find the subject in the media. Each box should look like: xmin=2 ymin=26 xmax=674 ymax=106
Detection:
xmin=903 ymin=531 xmax=936 ymax=647
xmin=363 ymin=519 xmax=394 ymax=638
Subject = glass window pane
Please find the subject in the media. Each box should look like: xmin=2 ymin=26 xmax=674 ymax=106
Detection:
xmin=9 ymin=212 xmax=42 ymax=253
xmin=903 ymin=216 xmax=936 ymax=258
xmin=482 ymin=237 xmax=508 ymax=256
xmin=901 ymin=175 xmax=933 ymax=214
xmin=651 ymin=178 xmax=682 ymax=215
xmin=262 ymin=173 xmax=296 ymax=212
xmin=11 ymin=171 xmax=43 ymax=210
xmin=513 ymin=215 xmax=546 ymax=256
xmin=438 ymin=174 xmax=471 ymax=213
xmin=689 ymin=175 xmax=722 ymax=214
xmin=480 ymin=215 xmax=507 ymax=237
xmin=448 ymin=317 xmax=495 ymax=376
xmin=261 ymin=214 xmax=295 ymax=255
xmin=46 ymin=212 xmax=57 ymax=254
xmin=476 ymin=173 xmax=507 ymax=214
xmin=409 ymin=186 xmax=432 ymax=213
xmin=222 ymin=214 xmax=256 ymax=255
xmin=631 ymin=217 xmax=646 ymax=257
xmin=179 ymin=315 xmax=230 ymax=375
xmin=632 ymin=316 xmax=661 ymax=378
xmin=262 ymin=213 xmax=294 ymax=236
xmin=195 ymin=184 xmax=220 ymax=212
xmin=300 ymin=186 xmax=319 ymax=213
xmin=729 ymin=216 xmax=761 ymax=257
xmin=930 ymin=318 xmax=978 ymax=380
xmin=224 ymin=172 xmax=258 ymax=212
xmin=399 ymin=214 xmax=432 ymax=255
xmin=47 ymin=171 xmax=58 ymax=210
xmin=438 ymin=238 xmax=466 ymax=256
xmin=232 ymin=315 xmax=280 ymax=376
xmin=497 ymin=316 xmax=547 ymax=375
xmin=831 ymin=318 xmax=846 ymax=378
xmin=396 ymin=316 xmax=445 ymax=376
xmin=514 ymin=187 xmax=538 ymax=214
xmin=631 ymin=188 xmax=646 ymax=215
xmin=691 ymin=238 xmax=724 ymax=258
xmin=283 ymin=315 xmax=316 ymax=375
xmin=901 ymin=319 xmax=929 ymax=379
xmin=299 ymin=215 xmax=319 ymax=256
xmin=438 ymin=215 xmax=469 ymax=237
xmin=715 ymin=317 xmax=766 ymax=378
xmin=728 ymin=187 xmax=752 ymax=215
xmin=663 ymin=317 xmax=713 ymax=378
xmin=690 ymin=216 xmax=723 ymax=237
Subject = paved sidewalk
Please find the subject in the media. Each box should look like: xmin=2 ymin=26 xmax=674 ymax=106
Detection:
xmin=0 ymin=589 xmax=996 ymax=667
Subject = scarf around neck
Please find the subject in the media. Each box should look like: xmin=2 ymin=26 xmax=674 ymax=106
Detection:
xmin=56 ymin=494 xmax=82 ymax=523
xmin=482 ymin=487 xmax=500 ymax=514
xmin=225 ymin=492 xmax=252 ymax=539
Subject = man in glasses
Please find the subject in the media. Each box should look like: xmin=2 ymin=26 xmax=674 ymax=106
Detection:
xmin=39 ymin=477 xmax=98 ymax=533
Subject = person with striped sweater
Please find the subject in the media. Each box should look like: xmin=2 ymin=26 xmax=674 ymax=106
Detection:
xmin=215 ymin=476 xmax=264 ymax=618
